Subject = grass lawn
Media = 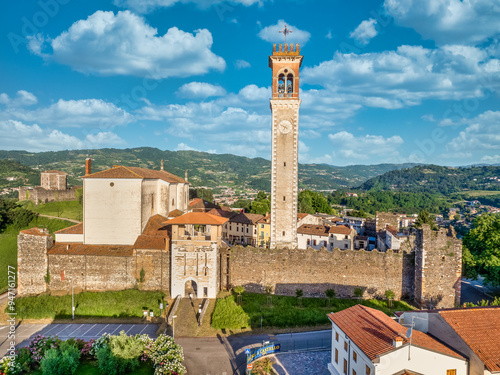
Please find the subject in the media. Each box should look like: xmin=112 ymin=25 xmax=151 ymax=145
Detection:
xmin=211 ymin=292 xmax=414 ymax=330
xmin=30 ymin=200 xmax=83 ymax=221
xmin=10 ymin=289 xmax=166 ymax=319
xmin=0 ymin=216 xmax=75 ymax=294
xmin=31 ymin=360 xmax=154 ymax=375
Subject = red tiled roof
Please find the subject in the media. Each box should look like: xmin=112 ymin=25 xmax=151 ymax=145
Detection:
xmin=257 ymin=214 xmax=271 ymax=224
xmin=168 ymin=209 xmax=184 ymax=218
xmin=48 ymin=243 xmax=134 ymax=257
xmin=230 ymin=212 xmax=264 ymax=225
xmin=82 ymin=165 xmax=187 ymax=184
xmin=386 ymin=225 xmax=399 ymax=237
xmin=134 ymin=214 xmax=169 ymax=250
xmin=164 ymin=212 xmax=228 ymax=225
xmin=43 ymin=170 xmax=67 ymax=175
xmin=19 ymin=227 xmax=50 ymax=236
xmin=438 ymin=307 xmax=500 ymax=371
xmin=297 ymin=224 xmax=330 ymax=236
xmin=329 ymin=225 xmax=354 ymax=235
xmin=297 ymin=213 xmax=309 ymax=219
xmin=207 ymin=208 xmax=237 ymax=219
xmin=189 ymin=198 xmax=220 ymax=211
xmin=54 ymin=223 xmax=83 ymax=235
xmin=328 ymin=305 xmax=463 ymax=361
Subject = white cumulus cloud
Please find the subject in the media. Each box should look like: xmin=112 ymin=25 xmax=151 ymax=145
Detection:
xmin=258 ymin=20 xmax=311 ymax=46
xmin=0 ymin=90 xmax=38 ymax=107
xmin=235 ymin=60 xmax=251 ymax=69
xmin=114 ymin=0 xmax=264 ymax=13
xmin=384 ymin=0 xmax=500 ymax=45
xmin=30 ymin=11 xmax=225 ymax=78
xmin=176 ymin=82 xmax=226 ymax=98
xmin=447 ymin=111 xmax=500 ymax=152
xmin=328 ymin=131 xmax=404 ymax=160
xmin=350 ymin=18 xmax=378 ymax=45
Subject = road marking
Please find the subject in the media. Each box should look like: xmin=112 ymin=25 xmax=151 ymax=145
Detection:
xmin=68 ymin=324 xmax=84 ymax=337
xmin=81 ymin=324 xmax=97 ymax=337
xmin=125 ymin=325 xmax=135 ymax=334
xmin=110 ymin=324 xmax=122 ymax=335
xmin=138 ymin=325 xmax=149 ymax=335
xmin=95 ymin=324 xmax=110 ymax=336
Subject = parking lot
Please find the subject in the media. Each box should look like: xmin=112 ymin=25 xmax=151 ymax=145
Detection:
xmin=0 ymin=323 xmax=160 ymax=357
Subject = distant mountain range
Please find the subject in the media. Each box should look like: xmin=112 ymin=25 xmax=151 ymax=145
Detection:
xmin=359 ymin=164 xmax=500 ymax=195
xmin=0 ymin=147 xmax=420 ymax=192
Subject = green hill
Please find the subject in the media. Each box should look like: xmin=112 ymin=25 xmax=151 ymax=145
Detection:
xmin=359 ymin=164 xmax=500 ymax=195
xmin=0 ymin=148 xmax=420 ymax=192
xmin=0 ymin=159 xmax=40 ymax=189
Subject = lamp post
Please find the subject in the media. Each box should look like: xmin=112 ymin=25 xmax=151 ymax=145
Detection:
xmin=68 ymin=276 xmax=74 ymax=320
xmin=172 ymin=315 xmax=177 ymax=340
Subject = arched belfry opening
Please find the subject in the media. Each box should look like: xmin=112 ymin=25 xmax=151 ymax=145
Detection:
xmin=278 ymin=73 xmax=285 ymax=96
xmin=287 ymin=73 xmax=294 ymax=96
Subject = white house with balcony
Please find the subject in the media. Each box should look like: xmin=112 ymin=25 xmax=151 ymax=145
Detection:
xmin=328 ymin=305 xmax=467 ymax=375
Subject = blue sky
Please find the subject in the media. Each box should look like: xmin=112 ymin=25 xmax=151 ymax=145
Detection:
xmin=1 ymin=0 xmax=500 ymax=166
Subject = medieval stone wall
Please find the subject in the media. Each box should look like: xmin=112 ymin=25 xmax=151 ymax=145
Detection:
xmin=18 ymin=186 xmax=78 ymax=205
xmin=45 ymin=250 xmax=168 ymax=294
xmin=414 ymin=225 xmax=462 ymax=309
xmin=225 ymin=245 xmax=415 ymax=300
xmin=17 ymin=229 xmax=53 ymax=296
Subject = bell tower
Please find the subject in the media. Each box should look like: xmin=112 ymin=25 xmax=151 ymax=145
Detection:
xmin=269 ymin=42 xmax=303 ymax=249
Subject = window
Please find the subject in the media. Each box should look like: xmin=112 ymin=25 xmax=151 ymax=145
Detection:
xmin=236 ymin=227 xmax=239 ymax=232
xmin=353 ymin=371 xmax=356 ymax=375
xmin=335 ymin=349 xmax=338 ymax=364
xmin=344 ymin=341 xmax=348 ymax=351
xmin=307 ymin=239 xmax=311 ymax=246
xmin=261 ymin=224 xmax=264 ymax=228
xmin=282 ymin=231 xmax=285 ymax=236
xmin=366 ymin=365 xmax=371 ymax=375
xmin=446 ymin=371 xmax=456 ymax=375
xmin=353 ymin=351 xmax=357 ymax=362
xmin=345 ymin=235 xmax=348 ymax=239
xmin=313 ymin=239 xmax=317 ymax=246
xmin=229 ymin=225 xmax=232 ymax=231
xmin=283 ymin=196 xmax=286 ymax=202
xmin=335 ymin=332 xmax=339 ymax=342
xmin=246 ymin=228 xmax=249 ymax=233
xmin=284 ymin=162 xmax=286 ymax=167
xmin=172 ymin=198 xmax=174 ymax=206
xmin=343 ymin=359 xmax=347 ymax=375
xmin=345 ymin=244 xmax=349 ymax=249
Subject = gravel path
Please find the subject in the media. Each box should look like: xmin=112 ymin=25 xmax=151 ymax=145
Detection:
xmin=273 ymin=350 xmax=331 ymax=375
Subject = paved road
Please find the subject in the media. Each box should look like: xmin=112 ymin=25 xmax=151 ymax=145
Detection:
xmin=0 ymin=323 xmax=159 ymax=358
xmin=178 ymin=330 xmax=331 ymax=375
xmin=461 ymin=280 xmax=494 ymax=305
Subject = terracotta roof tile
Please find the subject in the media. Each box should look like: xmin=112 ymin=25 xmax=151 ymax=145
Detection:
xmin=134 ymin=214 xmax=169 ymax=250
xmin=189 ymin=198 xmax=220 ymax=211
xmin=438 ymin=307 xmax=500 ymax=371
xmin=386 ymin=225 xmax=400 ymax=237
xmin=297 ymin=224 xmax=330 ymax=236
xmin=19 ymin=227 xmax=50 ymax=236
xmin=54 ymin=223 xmax=83 ymax=235
xmin=297 ymin=213 xmax=309 ymax=219
xmin=328 ymin=305 xmax=463 ymax=361
xmin=168 ymin=209 xmax=184 ymax=218
xmin=230 ymin=212 xmax=264 ymax=225
xmin=257 ymin=214 xmax=271 ymax=224
xmin=82 ymin=165 xmax=187 ymax=184
xmin=48 ymin=243 xmax=133 ymax=257
xmin=207 ymin=208 xmax=237 ymax=219
xmin=329 ymin=225 xmax=354 ymax=235
xmin=164 ymin=212 xmax=228 ymax=225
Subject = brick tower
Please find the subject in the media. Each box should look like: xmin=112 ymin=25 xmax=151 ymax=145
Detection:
xmin=269 ymin=43 xmax=303 ymax=249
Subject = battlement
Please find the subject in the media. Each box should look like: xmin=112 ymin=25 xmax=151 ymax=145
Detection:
xmin=273 ymin=43 xmax=301 ymax=56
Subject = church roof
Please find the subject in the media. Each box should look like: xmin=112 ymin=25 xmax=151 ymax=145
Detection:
xmin=134 ymin=214 xmax=169 ymax=250
xmin=164 ymin=212 xmax=228 ymax=226
xmin=54 ymin=223 xmax=83 ymax=235
xmin=81 ymin=165 xmax=188 ymax=184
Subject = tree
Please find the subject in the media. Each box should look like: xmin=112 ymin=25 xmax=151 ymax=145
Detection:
xmin=233 ymin=285 xmax=245 ymax=305
xmin=414 ymin=210 xmax=437 ymax=230
xmin=463 ymin=213 xmax=500 ymax=287
xmin=249 ymin=191 xmax=270 ymax=215
xmin=325 ymin=289 xmax=336 ymax=307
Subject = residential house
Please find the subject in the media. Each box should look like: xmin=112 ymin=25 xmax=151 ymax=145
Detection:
xmin=339 ymin=216 xmax=366 ymax=235
xmin=377 ymin=226 xmax=403 ymax=252
xmin=297 ymin=212 xmax=323 ymax=227
xmin=328 ymin=305 xmax=467 ymax=375
xmin=297 ymin=224 xmax=356 ymax=250
xmin=354 ymin=236 xmax=368 ymax=250
xmin=396 ymin=306 xmax=500 ymax=375
xmin=256 ymin=214 xmax=271 ymax=247
xmin=223 ymin=212 xmax=264 ymax=246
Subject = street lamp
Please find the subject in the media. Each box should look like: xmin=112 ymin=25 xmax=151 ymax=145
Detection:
xmin=172 ymin=315 xmax=177 ymax=340
xmin=68 ymin=276 xmax=74 ymax=320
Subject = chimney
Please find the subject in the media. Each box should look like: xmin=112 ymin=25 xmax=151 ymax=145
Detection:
xmin=160 ymin=160 xmax=164 ymax=171
xmin=85 ymin=158 xmax=92 ymax=175
xmin=393 ymin=336 xmax=404 ymax=348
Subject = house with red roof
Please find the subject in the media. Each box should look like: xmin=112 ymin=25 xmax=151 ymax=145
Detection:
xmin=396 ymin=306 xmax=500 ymax=375
xmin=328 ymin=305 xmax=467 ymax=375
xmin=297 ymin=224 xmax=356 ymax=250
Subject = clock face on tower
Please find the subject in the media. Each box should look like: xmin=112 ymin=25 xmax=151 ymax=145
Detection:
xmin=278 ymin=120 xmax=292 ymax=134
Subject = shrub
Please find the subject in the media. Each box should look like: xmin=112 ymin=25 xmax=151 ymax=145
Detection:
xmin=354 ymin=288 xmax=364 ymax=298
xmin=96 ymin=331 xmax=145 ymax=375
xmin=40 ymin=341 xmax=81 ymax=375
xmin=233 ymin=285 xmax=245 ymax=296
xmin=28 ymin=335 xmax=60 ymax=364
xmin=295 ymin=289 xmax=303 ymax=298
xmin=211 ymin=295 xmax=251 ymax=330
xmin=385 ymin=290 xmax=395 ymax=300
xmin=149 ymin=334 xmax=186 ymax=375
xmin=90 ymin=333 xmax=110 ymax=357
xmin=325 ymin=289 xmax=336 ymax=299
xmin=81 ymin=339 xmax=95 ymax=359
